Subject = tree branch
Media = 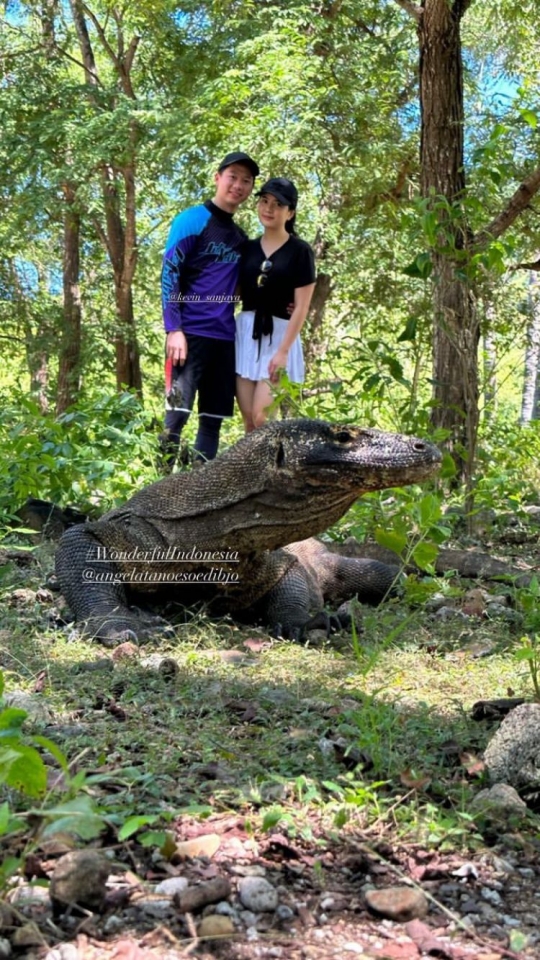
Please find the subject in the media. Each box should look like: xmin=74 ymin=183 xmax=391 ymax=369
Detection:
xmin=393 ymin=0 xmax=422 ymax=22
xmin=474 ymin=165 xmax=540 ymax=247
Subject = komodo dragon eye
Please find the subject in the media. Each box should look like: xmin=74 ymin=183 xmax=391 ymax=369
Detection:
xmin=335 ymin=430 xmax=353 ymax=443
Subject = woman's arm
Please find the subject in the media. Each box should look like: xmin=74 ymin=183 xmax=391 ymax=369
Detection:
xmin=268 ymin=283 xmax=316 ymax=383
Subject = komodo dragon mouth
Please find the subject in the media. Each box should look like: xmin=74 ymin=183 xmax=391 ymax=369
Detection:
xmin=55 ymin=418 xmax=442 ymax=643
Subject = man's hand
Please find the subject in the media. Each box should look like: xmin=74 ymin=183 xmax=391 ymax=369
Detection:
xmin=166 ymin=330 xmax=188 ymax=366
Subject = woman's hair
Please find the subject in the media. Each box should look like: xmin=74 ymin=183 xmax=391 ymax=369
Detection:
xmin=286 ymin=212 xmax=297 ymax=235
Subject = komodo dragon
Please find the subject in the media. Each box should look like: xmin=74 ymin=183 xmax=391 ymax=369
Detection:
xmin=55 ymin=419 xmax=441 ymax=642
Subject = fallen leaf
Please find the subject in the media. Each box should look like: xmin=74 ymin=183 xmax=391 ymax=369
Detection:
xmin=400 ymin=767 xmax=431 ymax=790
xmin=459 ymin=752 xmax=485 ymax=776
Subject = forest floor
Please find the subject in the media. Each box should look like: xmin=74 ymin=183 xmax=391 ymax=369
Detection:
xmin=0 ymin=516 xmax=539 ymax=960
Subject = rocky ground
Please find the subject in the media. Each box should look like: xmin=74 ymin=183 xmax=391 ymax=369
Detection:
xmin=1 ymin=516 xmax=540 ymax=960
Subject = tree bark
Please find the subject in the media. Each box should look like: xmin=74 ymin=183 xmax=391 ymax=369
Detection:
xmin=482 ymin=302 xmax=497 ymax=422
xmin=56 ymin=183 xmax=82 ymax=414
xmin=418 ymin=0 xmax=478 ymax=484
xmin=521 ymin=270 xmax=540 ymax=422
xmin=69 ymin=0 xmax=142 ymax=394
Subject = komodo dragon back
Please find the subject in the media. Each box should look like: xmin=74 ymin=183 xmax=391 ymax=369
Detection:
xmin=55 ymin=419 xmax=442 ymax=641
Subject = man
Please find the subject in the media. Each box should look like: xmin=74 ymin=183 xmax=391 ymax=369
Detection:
xmin=160 ymin=151 xmax=259 ymax=470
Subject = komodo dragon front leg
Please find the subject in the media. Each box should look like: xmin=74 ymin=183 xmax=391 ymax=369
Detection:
xmin=55 ymin=521 xmax=171 ymax=644
xmin=247 ymin=540 xmax=401 ymax=639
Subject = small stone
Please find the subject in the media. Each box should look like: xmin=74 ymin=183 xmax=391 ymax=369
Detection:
xmin=4 ymin=691 xmax=52 ymax=722
xmin=239 ymin=910 xmax=258 ymax=927
xmin=173 ymin=833 xmax=221 ymax=860
xmin=0 ymin=939 xmax=11 ymax=959
xmin=275 ymin=904 xmax=294 ymax=921
xmin=11 ymin=924 xmax=44 ymax=948
xmin=73 ymin=659 xmax=113 ymax=674
xmin=365 ymin=885 xmax=428 ymax=921
xmin=481 ymin=887 xmax=503 ymax=906
xmin=137 ymin=897 xmax=173 ymax=919
xmin=11 ymin=883 xmax=50 ymax=904
xmin=198 ymin=914 xmax=234 ymax=939
xmin=343 ymin=946 xmax=364 ymax=955
xmin=154 ymin=877 xmax=189 ymax=896
xmin=214 ymin=901 xmax=236 ymax=916
xmin=238 ymin=876 xmax=278 ymax=913
xmin=472 ymin=783 xmax=528 ymax=816
xmin=111 ymin=642 xmax=139 ymax=661
xmin=102 ymin=916 xmax=124 ymax=934
xmin=44 ymin=946 xmax=79 ymax=960
xmin=49 ymin=850 xmax=110 ymax=913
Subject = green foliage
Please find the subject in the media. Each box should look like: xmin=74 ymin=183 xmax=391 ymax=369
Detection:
xmin=0 ymin=669 xmax=109 ymax=887
xmin=513 ymin=634 xmax=540 ymax=701
xmin=0 ymin=391 xmax=160 ymax=525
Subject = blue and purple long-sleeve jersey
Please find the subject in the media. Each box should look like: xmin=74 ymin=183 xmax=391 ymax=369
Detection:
xmin=161 ymin=200 xmax=247 ymax=341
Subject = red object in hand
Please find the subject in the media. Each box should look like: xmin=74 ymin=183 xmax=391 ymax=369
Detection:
xmin=165 ymin=357 xmax=184 ymax=410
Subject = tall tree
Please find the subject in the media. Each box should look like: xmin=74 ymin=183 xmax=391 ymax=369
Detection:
xmin=396 ymin=0 xmax=540 ymax=483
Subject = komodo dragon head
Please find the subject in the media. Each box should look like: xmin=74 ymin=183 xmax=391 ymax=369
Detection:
xmin=116 ymin=419 xmax=442 ymax=553
xmin=266 ymin=419 xmax=442 ymax=490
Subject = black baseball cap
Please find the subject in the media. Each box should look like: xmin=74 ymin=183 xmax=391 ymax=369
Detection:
xmin=218 ymin=152 xmax=259 ymax=178
xmin=256 ymin=177 xmax=298 ymax=207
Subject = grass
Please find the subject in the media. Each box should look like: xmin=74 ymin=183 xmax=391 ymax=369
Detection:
xmin=0 ymin=537 xmax=536 ymax=866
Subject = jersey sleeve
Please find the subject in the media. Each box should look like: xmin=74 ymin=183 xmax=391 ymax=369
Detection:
xmin=294 ymin=242 xmax=316 ymax=288
xmin=161 ymin=206 xmax=210 ymax=332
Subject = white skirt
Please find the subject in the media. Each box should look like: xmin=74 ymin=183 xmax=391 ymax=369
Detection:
xmin=235 ymin=310 xmax=305 ymax=383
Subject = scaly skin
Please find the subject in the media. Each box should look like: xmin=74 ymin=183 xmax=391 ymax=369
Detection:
xmin=55 ymin=419 xmax=441 ymax=641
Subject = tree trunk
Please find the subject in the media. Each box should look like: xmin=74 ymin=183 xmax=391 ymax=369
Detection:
xmin=482 ymin=302 xmax=497 ymax=422
xmin=521 ymin=271 xmax=540 ymax=422
xmin=114 ymin=282 xmax=142 ymax=392
xmin=69 ymin=0 xmax=142 ymax=395
xmin=56 ymin=183 xmax=82 ymax=414
xmin=419 ymin=0 xmax=478 ymax=484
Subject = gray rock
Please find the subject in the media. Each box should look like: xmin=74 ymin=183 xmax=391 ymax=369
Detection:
xmin=0 ymin=939 xmax=11 ymax=959
xmin=275 ymin=904 xmax=294 ymax=921
xmin=49 ymin=850 xmax=110 ymax=913
xmin=238 ymin=876 xmax=278 ymax=913
xmin=365 ymin=886 xmax=428 ymax=921
xmin=480 ymin=887 xmax=503 ymax=906
xmin=4 ymin=690 xmax=52 ymax=722
xmin=44 ymin=946 xmax=79 ymax=960
xmin=137 ymin=898 xmax=173 ymax=919
xmin=154 ymin=877 xmax=189 ymax=896
xmin=484 ymin=703 xmax=540 ymax=788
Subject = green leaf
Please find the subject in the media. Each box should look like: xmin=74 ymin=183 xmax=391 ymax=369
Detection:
xmin=374 ymin=528 xmax=407 ymax=556
xmin=0 ymin=801 xmax=11 ymax=836
xmin=418 ymin=494 xmax=441 ymax=526
xmin=139 ymin=830 xmax=168 ymax=848
xmin=411 ymin=541 xmax=439 ymax=571
xmin=520 ymin=109 xmax=538 ymax=129
xmin=32 ymin=735 xmax=69 ymax=773
xmin=397 ymin=317 xmax=418 ymax=342
xmin=0 ymin=743 xmax=47 ymax=797
xmin=403 ymin=253 xmax=432 ymax=279
xmin=261 ymin=808 xmax=286 ymax=832
xmin=0 ymin=708 xmax=28 ymax=733
xmin=36 ymin=797 xmax=106 ymax=840
xmin=118 ymin=815 xmax=157 ymax=841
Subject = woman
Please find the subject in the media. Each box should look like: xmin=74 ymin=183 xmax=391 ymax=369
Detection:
xmin=235 ymin=177 xmax=316 ymax=432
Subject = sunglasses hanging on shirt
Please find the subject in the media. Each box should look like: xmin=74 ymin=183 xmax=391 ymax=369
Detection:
xmin=256 ymin=259 xmax=273 ymax=288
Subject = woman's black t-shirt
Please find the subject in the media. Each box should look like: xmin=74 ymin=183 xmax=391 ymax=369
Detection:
xmin=239 ymin=237 xmax=316 ymax=320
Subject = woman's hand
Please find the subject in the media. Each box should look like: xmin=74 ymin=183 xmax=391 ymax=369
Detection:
xmin=268 ymin=347 xmax=289 ymax=383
